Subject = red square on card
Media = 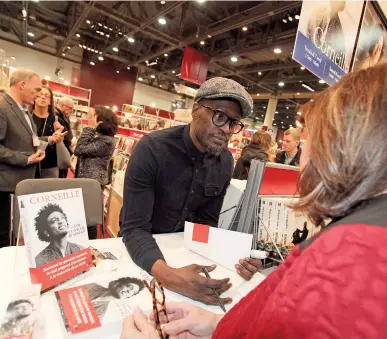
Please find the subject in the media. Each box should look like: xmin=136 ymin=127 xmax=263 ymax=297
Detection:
xmin=192 ymin=223 xmax=210 ymax=243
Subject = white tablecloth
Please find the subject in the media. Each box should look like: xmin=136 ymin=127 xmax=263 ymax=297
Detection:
xmin=0 ymin=233 xmax=266 ymax=339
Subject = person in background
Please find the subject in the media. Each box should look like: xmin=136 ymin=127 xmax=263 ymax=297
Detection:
xmin=232 ymin=130 xmax=272 ymax=180
xmin=228 ymin=138 xmax=240 ymax=148
xmin=275 ymin=127 xmax=302 ymax=166
xmin=74 ymin=107 xmax=118 ymax=239
xmin=120 ymin=77 xmax=262 ymax=306
xmin=32 ymin=86 xmax=67 ymax=178
xmin=0 ymin=68 xmax=45 ymax=248
xmin=120 ymin=62 xmax=387 ymax=339
xmin=56 ymin=97 xmax=74 ymax=178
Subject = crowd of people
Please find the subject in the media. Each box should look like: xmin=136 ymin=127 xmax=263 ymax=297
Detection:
xmin=1 ymin=63 xmax=386 ymax=339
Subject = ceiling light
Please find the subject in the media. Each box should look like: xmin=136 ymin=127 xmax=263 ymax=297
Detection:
xmin=91 ymin=49 xmax=95 ymax=52
xmin=106 ymin=34 xmax=110 ymax=38
xmin=242 ymin=26 xmax=248 ymax=31
xmin=27 ymin=32 xmax=34 ymax=37
xmin=296 ymin=92 xmax=300 ymax=95
xmin=98 ymin=23 xmax=102 ymax=27
xmin=282 ymin=18 xmax=287 ymax=23
xmin=296 ymin=121 xmax=302 ymax=127
xmin=161 ymin=1 xmax=166 ymax=3
xmin=64 ymin=80 xmax=69 ymax=85
xmin=261 ymin=115 xmax=264 ymax=117
xmin=288 ymin=15 xmax=293 ymax=22
xmin=158 ymin=17 xmax=167 ymax=25
xmin=273 ymin=123 xmax=277 ymax=126
xmin=76 ymin=33 xmax=80 ymax=38
xmin=297 ymin=111 xmax=302 ymax=115
xmin=22 ymin=9 xmax=27 ymax=18
xmin=62 ymin=53 xmax=66 ymax=56
xmin=274 ymin=48 xmax=282 ymax=54
xmin=44 ymin=76 xmax=50 ymax=80
xmin=11 ymin=56 xmax=15 ymax=60
xmin=319 ymin=79 xmax=325 ymax=84
xmin=112 ymin=47 xmax=119 ymax=52
xmin=207 ymin=34 xmax=212 ymax=38
xmin=197 ymin=0 xmax=206 ymax=2
xmin=295 ymin=14 xmax=300 ymax=20
xmin=90 ymin=61 xmax=95 ymax=66
xmin=289 ymin=125 xmax=293 ymax=127
xmin=275 ymin=111 xmax=278 ymax=114
xmin=145 ymin=60 xmax=149 ymax=63
xmin=87 ymin=47 xmax=91 ymax=51
xmin=159 ymin=85 xmax=162 ymax=88
xmin=256 ymin=93 xmax=260 ymax=96
xmin=99 ymin=51 xmax=102 ymax=54
xmin=78 ymin=44 xmax=82 ymax=48
xmin=86 ymin=20 xmax=91 ymax=24
xmin=128 ymin=37 xmax=135 ymax=43
xmin=116 ymin=70 xmax=120 ymax=74
xmin=98 ymin=56 xmax=104 ymax=61
xmin=151 ymin=75 xmax=156 ymax=79
xmin=302 ymin=83 xmax=315 ymax=92
xmin=258 ymin=72 xmax=262 ymax=75
xmin=200 ymin=41 xmax=205 ymax=45
xmin=164 ymin=53 xmax=168 ymax=57
xmin=138 ymin=77 xmax=143 ymax=81
xmin=172 ymin=70 xmax=175 ymax=74
xmin=118 ymin=32 xmax=122 ymax=35
xmin=83 ymin=45 xmax=87 ymax=49
xmin=59 ymin=77 xmax=64 ymax=81
xmin=127 ymin=66 xmax=131 ymax=70
xmin=278 ymin=81 xmax=285 ymax=87
xmin=104 ymin=25 xmax=108 ymax=29
xmin=231 ymin=56 xmax=238 ymax=62
xmin=27 ymin=41 xmax=33 ymax=46
xmin=301 ymin=66 xmax=305 ymax=70
xmin=100 ymin=32 xmax=105 ymax=36
xmin=281 ymin=121 xmax=284 ymax=124
xmin=151 ymin=103 xmax=156 ymax=107
xmin=286 ymin=115 xmax=289 ymax=118
xmin=66 ymin=46 xmax=71 ymax=50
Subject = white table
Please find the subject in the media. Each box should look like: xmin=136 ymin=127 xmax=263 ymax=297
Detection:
xmin=0 ymin=233 xmax=266 ymax=339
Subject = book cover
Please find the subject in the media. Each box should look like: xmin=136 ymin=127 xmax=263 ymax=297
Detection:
xmin=265 ymin=199 xmax=276 ymax=244
xmin=0 ymin=284 xmax=41 ymax=339
xmin=17 ymin=188 xmax=93 ymax=291
xmin=55 ymin=272 xmax=153 ymax=336
xmin=258 ymin=198 xmax=267 ymax=243
xmin=273 ymin=199 xmax=284 ymax=245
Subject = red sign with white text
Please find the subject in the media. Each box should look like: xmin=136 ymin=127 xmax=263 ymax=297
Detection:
xmin=56 ymin=286 xmax=101 ymax=334
xmin=29 ymin=248 xmax=93 ymax=291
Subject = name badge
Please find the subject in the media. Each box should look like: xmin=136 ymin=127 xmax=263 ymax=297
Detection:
xmin=32 ymin=133 xmax=40 ymax=147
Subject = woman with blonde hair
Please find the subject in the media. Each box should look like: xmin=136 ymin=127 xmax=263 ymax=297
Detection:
xmin=121 ymin=64 xmax=387 ymax=339
xmin=232 ymin=129 xmax=272 ymax=180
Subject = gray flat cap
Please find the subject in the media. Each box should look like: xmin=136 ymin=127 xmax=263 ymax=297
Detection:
xmin=194 ymin=77 xmax=253 ymax=118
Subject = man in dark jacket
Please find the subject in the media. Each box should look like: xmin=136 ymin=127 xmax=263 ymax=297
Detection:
xmin=276 ymin=127 xmax=302 ymax=166
xmin=56 ymin=97 xmax=74 ymax=178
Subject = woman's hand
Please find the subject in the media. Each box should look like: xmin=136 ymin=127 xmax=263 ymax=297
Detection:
xmin=48 ymin=126 xmax=67 ymax=144
xmin=150 ymin=302 xmax=223 ymax=339
xmin=120 ymin=308 xmax=159 ymax=339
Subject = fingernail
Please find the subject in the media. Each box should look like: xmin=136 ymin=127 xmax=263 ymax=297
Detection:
xmin=235 ymin=264 xmax=239 ymax=269
xmin=239 ymin=259 xmax=244 ymax=264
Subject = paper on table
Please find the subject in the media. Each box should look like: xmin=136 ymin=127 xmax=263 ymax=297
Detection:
xmin=184 ymin=222 xmax=253 ymax=271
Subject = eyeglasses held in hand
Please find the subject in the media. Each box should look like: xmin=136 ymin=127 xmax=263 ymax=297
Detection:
xmin=143 ymin=278 xmax=169 ymax=339
xmin=197 ymin=102 xmax=245 ymax=134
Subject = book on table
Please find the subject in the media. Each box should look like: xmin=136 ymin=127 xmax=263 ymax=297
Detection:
xmin=17 ymin=188 xmax=93 ymax=292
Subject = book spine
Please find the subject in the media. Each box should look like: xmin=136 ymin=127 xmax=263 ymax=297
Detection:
xmin=18 ymin=196 xmax=35 ymax=268
xmin=282 ymin=199 xmax=291 ymax=247
xmin=258 ymin=198 xmax=266 ymax=243
xmin=274 ymin=199 xmax=283 ymax=246
xmin=265 ymin=199 xmax=275 ymax=244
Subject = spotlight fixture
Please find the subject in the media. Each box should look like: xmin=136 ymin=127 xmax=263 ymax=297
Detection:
xmin=27 ymin=41 xmax=33 ymax=46
xmin=286 ymin=106 xmax=289 ymax=109
xmin=172 ymin=70 xmax=175 ymax=74
xmin=79 ymin=44 xmax=82 ymax=48
xmin=27 ymin=32 xmax=34 ymax=37
xmin=274 ymin=48 xmax=282 ymax=54
xmin=319 ymin=79 xmax=325 ymax=84
xmin=242 ymin=26 xmax=248 ymax=31
xmin=116 ymin=70 xmax=120 ymax=74
xmin=301 ymin=66 xmax=305 ymax=70
xmin=159 ymin=85 xmax=162 ymax=88
xmin=197 ymin=0 xmax=206 ymax=3
xmin=128 ymin=37 xmax=135 ymax=43
xmin=86 ymin=20 xmax=91 ymax=24
xmin=83 ymin=45 xmax=87 ymax=49
xmin=90 ymin=61 xmax=95 ymax=66
xmin=288 ymin=14 xmax=293 ymax=22
xmin=164 ymin=53 xmax=168 ymax=57
xmin=200 ymin=41 xmax=205 ymax=45
xmin=138 ymin=77 xmax=143 ymax=81
xmin=295 ymin=14 xmax=300 ymax=20
xmin=230 ymin=56 xmax=238 ymax=62
xmin=302 ymin=83 xmax=315 ymax=92
xmin=207 ymin=34 xmax=212 ymax=38
xmin=296 ymin=92 xmax=300 ymax=95
xmin=275 ymin=111 xmax=278 ymax=114
xmin=161 ymin=1 xmax=166 ymax=3
xmin=61 ymin=53 xmax=66 ymax=57
xmin=76 ymin=33 xmax=80 ymax=38
xmin=151 ymin=75 xmax=156 ymax=78
xmin=278 ymin=81 xmax=285 ymax=87
xmin=99 ymin=52 xmax=102 ymax=54
xmin=106 ymin=34 xmax=110 ymax=38
xmin=151 ymin=103 xmax=156 ymax=107
xmin=98 ymin=23 xmax=102 ymax=27
xmin=98 ymin=56 xmax=104 ymax=61
xmin=127 ymin=66 xmax=131 ymax=70
xmin=66 ymin=46 xmax=71 ymax=50
xmin=112 ymin=47 xmax=119 ymax=52
xmin=258 ymin=72 xmax=262 ymax=75
xmin=11 ymin=56 xmax=15 ymax=60
xmin=282 ymin=18 xmax=287 ymax=23
xmin=297 ymin=111 xmax=302 ymax=115
xmin=158 ymin=17 xmax=167 ymax=25
xmin=256 ymin=93 xmax=260 ymax=96
xmin=273 ymin=123 xmax=277 ymax=126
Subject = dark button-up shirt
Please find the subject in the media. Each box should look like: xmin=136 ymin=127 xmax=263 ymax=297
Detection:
xmin=120 ymin=124 xmax=234 ymax=273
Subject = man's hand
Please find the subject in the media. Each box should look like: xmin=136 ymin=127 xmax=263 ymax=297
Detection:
xmin=149 ymin=301 xmax=223 ymax=339
xmin=152 ymin=261 xmax=232 ymax=305
xmin=235 ymin=257 xmax=262 ymax=281
xmin=27 ymin=150 xmax=45 ymax=164
xmin=120 ymin=308 xmax=158 ymax=339
xmin=53 ymin=120 xmax=63 ymax=131
xmin=49 ymin=126 xmax=67 ymax=144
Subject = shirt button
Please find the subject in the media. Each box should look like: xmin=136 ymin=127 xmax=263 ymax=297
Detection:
xmin=184 ymin=207 xmax=188 ymax=210
xmin=191 ymin=190 xmax=194 ymax=194
xmin=192 ymin=157 xmax=195 ymax=161
xmin=215 ymin=191 xmax=218 ymax=195
xmin=195 ymin=169 xmax=198 ymax=173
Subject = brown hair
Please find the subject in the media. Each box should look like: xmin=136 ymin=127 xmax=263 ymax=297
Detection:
xmin=292 ymin=63 xmax=387 ymax=225
xmin=33 ymin=85 xmax=56 ymax=117
xmin=251 ymin=130 xmax=272 ymax=152
xmin=95 ymin=106 xmax=119 ymax=136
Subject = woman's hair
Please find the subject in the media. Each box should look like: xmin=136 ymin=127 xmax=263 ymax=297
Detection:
xmin=34 ymin=203 xmax=67 ymax=242
xmin=7 ymin=299 xmax=33 ymax=311
xmin=95 ymin=107 xmax=119 ymax=136
xmin=292 ymin=63 xmax=387 ymax=225
xmin=251 ymin=130 xmax=272 ymax=151
xmin=108 ymin=277 xmax=144 ymax=298
xmin=34 ymin=85 xmax=56 ymax=116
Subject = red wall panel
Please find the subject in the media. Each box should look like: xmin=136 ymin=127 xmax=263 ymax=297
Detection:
xmin=80 ymin=55 xmax=138 ymax=108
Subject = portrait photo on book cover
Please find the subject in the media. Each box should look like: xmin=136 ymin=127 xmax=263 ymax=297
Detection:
xmin=33 ymin=202 xmax=88 ymax=267
xmin=0 ymin=298 xmax=36 ymax=338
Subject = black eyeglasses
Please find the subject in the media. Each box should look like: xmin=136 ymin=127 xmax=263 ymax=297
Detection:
xmin=197 ymin=102 xmax=244 ymax=134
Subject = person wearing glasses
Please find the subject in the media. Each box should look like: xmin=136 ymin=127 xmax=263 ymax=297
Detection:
xmin=32 ymin=86 xmax=67 ymax=178
xmin=120 ymin=77 xmax=262 ymax=306
xmin=56 ymin=97 xmax=74 ymax=178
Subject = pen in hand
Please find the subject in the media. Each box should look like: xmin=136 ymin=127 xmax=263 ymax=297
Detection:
xmin=201 ymin=267 xmax=227 ymax=313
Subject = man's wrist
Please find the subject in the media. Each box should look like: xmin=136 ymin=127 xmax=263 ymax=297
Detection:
xmin=151 ymin=260 xmax=177 ymax=287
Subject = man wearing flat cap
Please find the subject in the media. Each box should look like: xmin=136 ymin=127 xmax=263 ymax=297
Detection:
xmin=120 ymin=77 xmax=261 ymax=305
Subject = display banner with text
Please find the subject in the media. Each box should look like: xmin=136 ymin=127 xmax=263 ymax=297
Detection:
xmin=293 ymin=1 xmax=365 ymax=85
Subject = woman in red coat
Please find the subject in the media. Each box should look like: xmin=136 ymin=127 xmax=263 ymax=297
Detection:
xmin=121 ymin=64 xmax=387 ymax=339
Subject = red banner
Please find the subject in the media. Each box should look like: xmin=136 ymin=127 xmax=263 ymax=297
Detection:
xmin=29 ymin=248 xmax=93 ymax=291
xmin=56 ymin=286 xmax=101 ymax=334
xmin=180 ymin=47 xmax=210 ymax=85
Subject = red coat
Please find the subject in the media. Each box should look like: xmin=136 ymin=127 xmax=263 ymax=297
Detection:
xmin=213 ymin=196 xmax=387 ymax=339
